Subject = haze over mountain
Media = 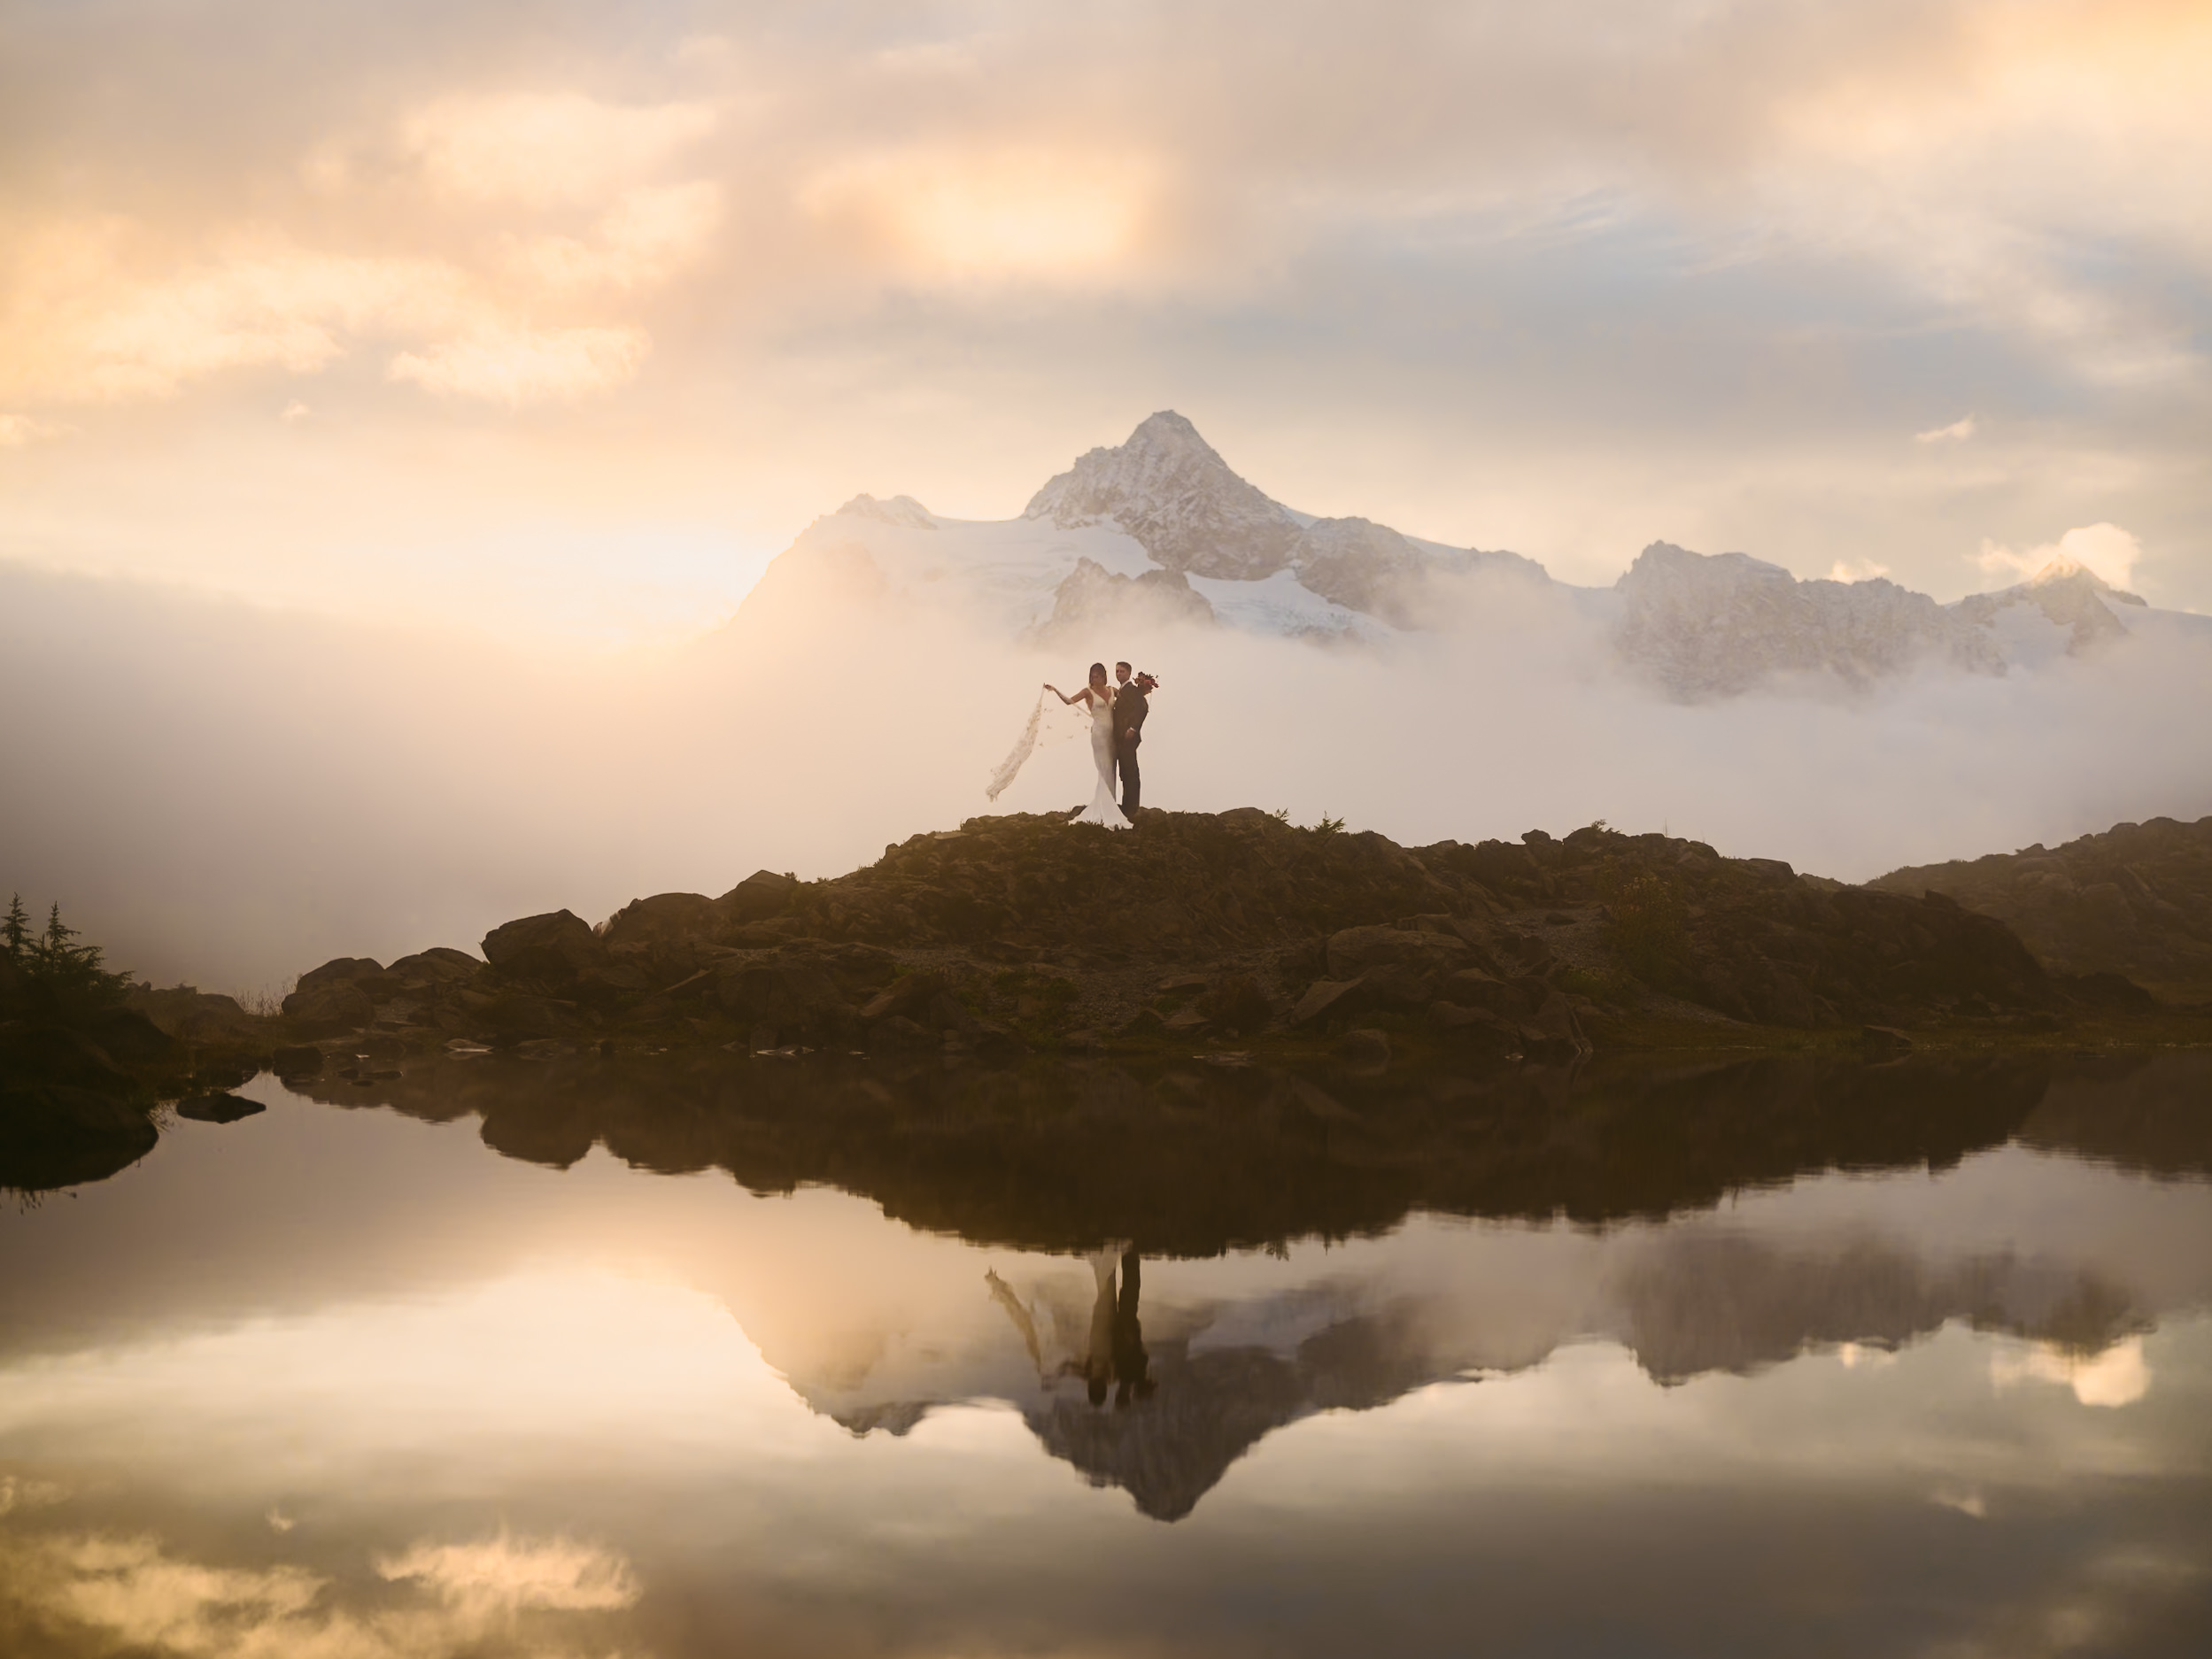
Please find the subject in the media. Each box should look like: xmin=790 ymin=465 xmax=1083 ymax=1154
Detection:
xmin=4 ymin=409 xmax=2209 ymax=995
xmin=723 ymin=412 xmax=2207 ymax=699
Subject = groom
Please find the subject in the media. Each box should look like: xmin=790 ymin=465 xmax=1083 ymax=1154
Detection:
xmin=1113 ymin=661 xmax=1151 ymax=814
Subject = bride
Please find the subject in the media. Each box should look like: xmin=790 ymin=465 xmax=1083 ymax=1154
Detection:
xmin=1043 ymin=663 xmax=1133 ymax=830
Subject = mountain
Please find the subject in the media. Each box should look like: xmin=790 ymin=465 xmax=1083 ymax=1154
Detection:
xmin=708 ymin=411 xmax=2204 ymax=695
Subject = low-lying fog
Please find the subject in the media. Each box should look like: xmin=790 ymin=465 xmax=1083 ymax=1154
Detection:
xmin=5 ymin=560 xmax=2208 ymax=995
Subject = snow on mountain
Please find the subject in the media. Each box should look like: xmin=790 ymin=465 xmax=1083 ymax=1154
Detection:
xmin=1612 ymin=542 xmax=2007 ymax=699
xmin=1024 ymin=410 xmax=1302 ymax=581
xmin=712 ymin=411 xmax=2205 ymax=699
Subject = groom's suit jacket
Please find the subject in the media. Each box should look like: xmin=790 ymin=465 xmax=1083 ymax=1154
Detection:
xmin=1114 ymin=683 xmax=1149 ymax=750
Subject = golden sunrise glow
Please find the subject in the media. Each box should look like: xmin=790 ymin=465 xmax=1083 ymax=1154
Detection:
xmin=805 ymin=147 xmax=1159 ymax=281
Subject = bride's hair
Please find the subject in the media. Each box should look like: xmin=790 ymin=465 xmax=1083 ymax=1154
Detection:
xmin=1087 ymin=661 xmax=1106 ymax=678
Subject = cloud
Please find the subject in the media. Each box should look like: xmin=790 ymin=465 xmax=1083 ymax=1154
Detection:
xmin=387 ymin=324 xmax=648 ymax=405
xmin=801 ymin=147 xmax=1162 ymax=283
xmin=1976 ymin=522 xmax=2144 ymax=589
xmin=511 ymin=181 xmax=723 ymax=291
xmin=0 ymin=413 xmax=72 ymax=445
xmin=399 ymin=91 xmax=717 ymax=207
xmin=1827 ymin=559 xmax=1891 ymax=583
xmin=1990 ymin=1335 xmax=2149 ymax=1407
xmin=0 ymin=1528 xmax=639 ymax=1659
xmin=1914 ymin=416 xmax=1976 ymax=444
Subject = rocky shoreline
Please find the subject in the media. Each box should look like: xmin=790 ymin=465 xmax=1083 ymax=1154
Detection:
xmin=5 ymin=808 xmax=2206 ymax=1193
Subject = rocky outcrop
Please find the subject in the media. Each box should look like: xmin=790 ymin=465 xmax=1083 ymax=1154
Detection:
xmin=1871 ymin=815 xmax=2212 ymax=1002
xmin=1614 ymin=542 xmax=2006 ymax=698
xmin=315 ymin=811 xmax=2191 ymax=1065
xmin=1288 ymin=517 xmax=1434 ymax=628
xmin=1030 ymin=556 xmax=1215 ymax=641
xmin=1025 ymin=411 xmax=1303 ymax=581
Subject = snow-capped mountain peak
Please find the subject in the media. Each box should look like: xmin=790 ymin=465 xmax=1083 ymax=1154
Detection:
xmin=1024 ymin=411 xmax=1302 ymax=581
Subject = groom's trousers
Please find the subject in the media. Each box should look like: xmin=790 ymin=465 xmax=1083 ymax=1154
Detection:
xmin=1116 ymin=743 xmax=1141 ymax=812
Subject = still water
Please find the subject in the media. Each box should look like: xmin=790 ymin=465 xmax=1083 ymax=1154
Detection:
xmin=3 ymin=1051 xmax=2209 ymax=1655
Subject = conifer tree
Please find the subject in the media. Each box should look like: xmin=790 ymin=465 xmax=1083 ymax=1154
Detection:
xmin=2 ymin=892 xmax=28 ymax=963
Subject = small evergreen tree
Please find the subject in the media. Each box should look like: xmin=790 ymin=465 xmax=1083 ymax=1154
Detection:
xmin=3 ymin=892 xmax=29 ymax=963
xmin=17 ymin=899 xmax=129 ymax=1008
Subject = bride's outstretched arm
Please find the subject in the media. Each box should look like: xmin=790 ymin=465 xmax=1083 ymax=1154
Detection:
xmin=1043 ymin=683 xmax=1086 ymax=706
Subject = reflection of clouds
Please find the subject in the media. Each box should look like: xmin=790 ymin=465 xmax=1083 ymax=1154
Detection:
xmin=1991 ymin=1335 xmax=2150 ymax=1408
xmin=0 ymin=1529 xmax=639 ymax=1658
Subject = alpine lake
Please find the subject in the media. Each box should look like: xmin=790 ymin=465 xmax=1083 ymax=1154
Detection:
xmin=4 ymin=1045 xmax=2209 ymax=1656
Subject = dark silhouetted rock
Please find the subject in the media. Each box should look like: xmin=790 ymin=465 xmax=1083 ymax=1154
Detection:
xmin=176 ymin=1092 xmax=265 ymax=1123
xmin=718 ymin=870 xmax=799 ymax=924
xmin=296 ymin=957 xmax=383 ymax=993
xmin=282 ymin=979 xmax=374 ymax=1038
xmin=1862 ymin=1026 xmax=1914 ymax=1058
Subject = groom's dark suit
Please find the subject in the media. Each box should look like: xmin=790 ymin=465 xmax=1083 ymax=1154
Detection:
xmin=1113 ymin=680 xmax=1149 ymax=812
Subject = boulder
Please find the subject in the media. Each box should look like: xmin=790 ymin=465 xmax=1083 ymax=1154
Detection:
xmin=718 ymin=871 xmax=799 ymax=924
xmin=718 ymin=958 xmax=853 ymax=1042
xmin=282 ymin=979 xmax=374 ymax=1038
xmin=0 ymin=1084 xmax=158 ymax=1192
xmin=296 ymin=957 xmax=383 ymax=993
xmin=859 ymin=970 xmax=944 ymax=1022
xmin=81 ymin=1007 xmax=180 ymax=1065
xmin=1439 ymin=968 xmax=1529 ymax=1022
xmin=482 ymin=911 xmax=604 ymax=988
xmin=1326 ymin=924 xmax=1470 ymax=982
xmin=1862 ymin=1025 xmax=1914 ymax=1058
xmin=478 ymin=992 xmax=563 ymax=1047
xmin=601 ymin=893 xmax=717 ymax=951
xmin=388 ymin=948 xmax=483 ymax=985
xmin=1292 ymin=977 xmax=1367 ymax=1027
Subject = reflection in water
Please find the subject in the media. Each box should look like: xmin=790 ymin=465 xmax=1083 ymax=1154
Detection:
xmin=0 ymin=1049 xmax=2208 ymax=1654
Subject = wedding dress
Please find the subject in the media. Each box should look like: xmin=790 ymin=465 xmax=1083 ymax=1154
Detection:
xmin=983 ymin=686 xmax=1130 ymax=829
xmin=1070 ymin=689 xmax=1132 ymax=830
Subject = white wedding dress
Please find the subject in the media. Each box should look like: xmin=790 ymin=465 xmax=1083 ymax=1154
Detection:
xmin=1071 ymin=689 xmax=1132 ymax=830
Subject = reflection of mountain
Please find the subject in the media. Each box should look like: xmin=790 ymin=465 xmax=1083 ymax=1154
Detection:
xmin=273 ymin=1048 xmax=2212 ymax=1522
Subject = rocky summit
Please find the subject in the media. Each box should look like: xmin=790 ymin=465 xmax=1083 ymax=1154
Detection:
xmin=259 ymin=811 xmax=2188 ymax=1069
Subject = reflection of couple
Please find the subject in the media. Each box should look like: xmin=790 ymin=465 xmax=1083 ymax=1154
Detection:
xmin=986 ymin=1246 xmax=1154 ymax=1409
xmin=1043 ymin=661 xmax=1154 ymax=830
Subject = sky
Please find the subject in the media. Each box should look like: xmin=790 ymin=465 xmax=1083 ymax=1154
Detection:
xmin=4 ymin=0 xmax=2210 ymax=645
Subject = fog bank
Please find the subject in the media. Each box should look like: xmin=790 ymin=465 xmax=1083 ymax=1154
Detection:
xmin=4 ymin=562 xmax=2208 ymax=994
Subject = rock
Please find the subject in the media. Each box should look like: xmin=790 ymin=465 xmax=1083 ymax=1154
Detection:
xmin=1439 ymin=968 xmax=1528 ymax=1021
xmin=859 ymin=971 xmax=943 ymax=1022
xmin=1325 ymin=924 xmax=1470 ymax=982
xmin=81 ymin=1007 xmax=180 ymax=1065
xmin=869 ymin=1015 xmax=932 ymax=1052
xmin=388 ymin=948 xmax=484 ymax=984
xmin=1200 ymin=972 xmax=1272 ymax=1034
xmin=0 ymin=1022 xmax=133 ymax=1093
xmin=1862 ymin=1026 xmax=1914 ymax=1058
xmin=0 ymin=1084 xmax=159 ymax=1192
xmin=1334 ymin=1028 xmax=1391 ymax=1069
xmin=717 ymin=870 xmax=799 ymax=924
xmin=1292 ymin=977 xmax=1367 ymax=1027
xmin=601 ymin=893 xmax=716 ymax=950
xmin=272 ymin=1045 xmax=324 ymax=1079
xmin=176 ymin=1092 xmax=266 ymax=1123
xmin=1118 ymin=1007 xmax=1169 ymax=1038
xmin=479 ymin=992 xmax=562 ymax=1047
xmin=482 ymin=910 xmax=603 ymax=987
xmin=282 ymin=979 xmax=374 ymax=1038
xmin=1163 ymin=1008 xmax=1210 ymax=1037
xmin=296 ymin=957 xmax=383 ymax=993
xmin=719 ymin=959 xmax=854 ymax=1041
xmin=1518 ymin=990 xmax=1592 ymax=1061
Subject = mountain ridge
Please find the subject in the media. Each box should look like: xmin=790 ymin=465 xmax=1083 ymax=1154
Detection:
xmin=710 ymin=411 xmax=2197 ymax=697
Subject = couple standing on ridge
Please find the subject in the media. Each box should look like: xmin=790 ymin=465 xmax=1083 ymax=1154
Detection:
xmin=1045 ymin=660 xmax=1154 ymax=830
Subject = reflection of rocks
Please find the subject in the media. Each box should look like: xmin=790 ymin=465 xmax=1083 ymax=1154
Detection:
xmin=290 ymin=1046 xmax=2098 ymax=1252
